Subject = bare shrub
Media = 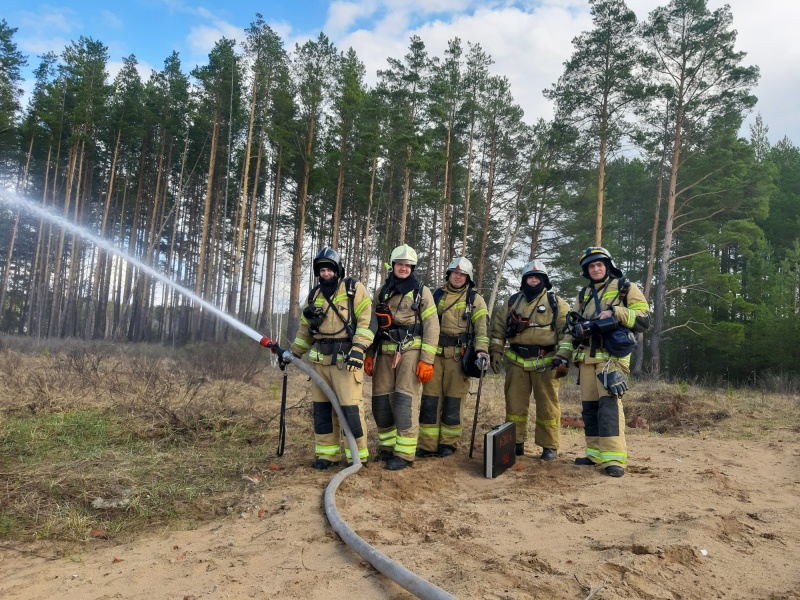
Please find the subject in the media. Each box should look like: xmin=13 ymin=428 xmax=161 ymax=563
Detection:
xmin=178 ymin=340 xmax=268 ymax=384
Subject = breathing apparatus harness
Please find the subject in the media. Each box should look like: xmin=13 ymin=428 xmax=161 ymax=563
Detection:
xmin=302 ymin=277 xmax=366 ymax=366
xmin=432 ymin=285 xmax=472 ymax=357
xmin=565 ymin=276 xmax=633 ymax=358
xmin=375 ymin=277 xmax=425 ymax=352
xmin=505 ymin=290 xmax=559 ymax=338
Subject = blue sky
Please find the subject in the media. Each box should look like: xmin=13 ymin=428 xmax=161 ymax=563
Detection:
xmin=4 ymin=0 xmax=800 ymax=145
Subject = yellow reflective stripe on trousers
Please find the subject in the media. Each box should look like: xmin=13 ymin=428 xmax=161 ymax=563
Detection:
xmin=506 ymin=414 xmax=526 ymax=424
xmin=378 ymin=429 xmax=396 ymax=448
xmin=315 ymin=444 xmax=339 ymax=457
xmin=600 ymin=451 xmax=627 ymax=464
xmin=395 ymin=435 xmax=417 ymax=454
xmin=535 ymin=417 xmax=559 ymax=428
xmin=586 ymin=447 xmax=601 ymax=460
xmin=418 ymin=425 xmax=439 ymax=438
xmin=440 ymin=424 xmax=461 ymax=436
xmin=345 ymin=447 xmax=370 ymax=461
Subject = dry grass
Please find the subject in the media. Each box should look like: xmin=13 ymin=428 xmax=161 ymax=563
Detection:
xmin=0 ymin=336 xmax=797 ymax=547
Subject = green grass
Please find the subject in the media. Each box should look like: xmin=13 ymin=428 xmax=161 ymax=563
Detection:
xmin=0 ymin=409 xmax=276 ymax=542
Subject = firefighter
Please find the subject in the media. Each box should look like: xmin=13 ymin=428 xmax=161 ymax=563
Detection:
xmin=555 ymin=247 xmax=650 ymax=477
xmin=489 ymin=261 xmax=570 ymax=460
xmin=290 ymin=247 xmax=376 ymax=469
xmin=365 ymin=244 xmax=439 ymax=471
xmin=417 ymin=257 xmax=490 ymax=459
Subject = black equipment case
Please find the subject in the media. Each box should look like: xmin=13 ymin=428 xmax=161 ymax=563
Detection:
xmin=484 ymin=422 xmax=516 ymax=478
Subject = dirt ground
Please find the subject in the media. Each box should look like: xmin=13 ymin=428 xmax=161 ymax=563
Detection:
xmin=1 ymin=370 xmax=799 ymax=600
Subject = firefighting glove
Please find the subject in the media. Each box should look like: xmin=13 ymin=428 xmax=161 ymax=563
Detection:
xmin=598 ymin=370 xmax=628 ymax=397
xmin=476 ymin=352 xmax=490 ymax=372
xmin=490 ymin=351 xmax=504 ymax=374
xmin=416 ymin=361 xmax=434 ymax=384
xmin=280 ymin=352 xmax=301 ymax=370
xmin=551 ymin=356 xmax=569 ymax=378
xmin=345 ymin=347 xmax=365 ymax=372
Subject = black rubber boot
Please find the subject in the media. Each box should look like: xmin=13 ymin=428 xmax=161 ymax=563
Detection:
xmin=437 ymin=444 xmax=455 ymax=457
xmin=605 ymin=465 xmax=625 ymax=477
xmin=373 ymin=450 xmax=393 ymax=462
xmin=385 ymin=456 xmax=413 ymax=471
xmin=312 ymin=458 xmax=335 ymax=470
xmin=541 ymin=448 xmax=558 ymax=461
xmin=415 ymin=448 xmax=438 ymax=458
xmin=515 ymin=443 xmax=525 ymax=456
xmin=574 ymin=457 xmax=596 ymax=466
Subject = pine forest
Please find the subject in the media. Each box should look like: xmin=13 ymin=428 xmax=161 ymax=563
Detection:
xmin=0 ymin=0 xmax=798 ymax=385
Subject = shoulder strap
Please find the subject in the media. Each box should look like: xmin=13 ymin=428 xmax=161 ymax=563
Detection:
xmin=307 ymin=284 xmax=320 ymax=306
xmin=467 ymin=288 xmax=476 ymax=308
xmin=433 ymin=287 xmax=444 ymax=306
xmin=547 ymin=291 xmax=558 ymax=331
xmin=578 ymin=285 xmax=588 ymax=309
xmin=345 ymin=277 xmax=357 ymax=332
xmin=321 ymin=279 xmax=355 ymax=338
xmin=410 ymin=280 xmax=424 ymax=312
xmin=617 ymin=277 xmax=630 ymax=307
xmin=507 ymin=292 xmax=521 ymax=308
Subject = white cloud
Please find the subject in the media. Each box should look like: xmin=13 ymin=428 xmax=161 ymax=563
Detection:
xmin=14 ymin=5 xmax=79 ymax=56
xmin=107 ymin=59 xmax=157 ymax=84
xmin=334 ymin=0 xmax=799 ymax=144
xmin=324 ymin=1 xmax=379 ymax=38
xmin=337 ymin=3 xmax=589 ymax=123
xmin=101 ymin=10 xmax=123 ymax=29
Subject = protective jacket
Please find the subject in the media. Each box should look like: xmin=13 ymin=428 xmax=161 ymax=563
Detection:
xmin=372 ymin=282 xmax=439 ymax=364
xmin=291 ymin=278 xmax=375 ymax=363
xmin=435 ymin=282 xmax=489 ymax=358
xmin=417 ymin=282 xmax=488 ymax=454
xmin=558 ymin=277 xmax=650 ymax=370
xmin=490 ymin=290 xmax=569 ymax=369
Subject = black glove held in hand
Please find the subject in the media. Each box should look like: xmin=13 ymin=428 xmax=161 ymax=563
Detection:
xmin=345 ymin=347 xmax=365 ymax=372
xmin=551 ymin=356 xmax=569 ymax=379
xmin=598 ymin=370 xmax=628 ymax=397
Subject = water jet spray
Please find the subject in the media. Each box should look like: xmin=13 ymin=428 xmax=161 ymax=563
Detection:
xmin=0 ymin=190 xmax=456 ymax=600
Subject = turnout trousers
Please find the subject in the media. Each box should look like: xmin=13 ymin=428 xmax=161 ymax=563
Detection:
xmin=419 ymin=353 xmax=470 ymax=452
xmin=578 ymin=361 xmax=627 ymax=468
xmin=371 ymin=349 xmax=422 ymax=462
xmin=311 ymin=362 xmax=370 ymax=464
xmin=504 ymin=362 xmax=561 ymax=450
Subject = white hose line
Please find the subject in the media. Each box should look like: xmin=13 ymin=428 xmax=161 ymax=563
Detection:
xmin=282 ymin=352 xmax=457 ymax=600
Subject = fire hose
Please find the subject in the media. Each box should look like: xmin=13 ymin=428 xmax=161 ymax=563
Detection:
xmin=260 ymin=337 xmax=457 ymax=600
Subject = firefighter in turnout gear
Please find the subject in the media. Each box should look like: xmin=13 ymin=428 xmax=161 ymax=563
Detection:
xmin=365 ymin=244 xmax=439 ymax=471
xmin=556 ymin=247 xmax=651 ymax=477
xmin=417 ymin=257 xmax=490 ymax=459
xmin=489 ymin=261 xmax=570 ymax=460
xmin=290 ymin=248 xmax=377 ymax=470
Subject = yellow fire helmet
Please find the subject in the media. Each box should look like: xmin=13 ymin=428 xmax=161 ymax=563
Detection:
xmin=390 ymin=244 xmax=418 ymax=266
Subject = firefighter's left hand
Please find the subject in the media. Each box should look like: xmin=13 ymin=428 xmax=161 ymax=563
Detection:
xmin=476 ymin=352 xmax=490 ymax=371
xmin=416 ymin=361 xmax=434 ymax=384
xmin=551 ymin=356 xmax=569 ymax=378
xmin=345 ymin=347 xmax=365 ymax=372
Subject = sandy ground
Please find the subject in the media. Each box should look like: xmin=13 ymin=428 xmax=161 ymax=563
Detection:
xmin=1 ymin=373 xmax=799 ymax=600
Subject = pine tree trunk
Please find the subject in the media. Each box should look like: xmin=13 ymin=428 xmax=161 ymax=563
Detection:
xmin=193 ymin=115 xmax=220 ymax=339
